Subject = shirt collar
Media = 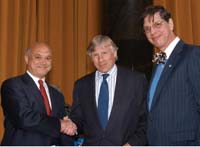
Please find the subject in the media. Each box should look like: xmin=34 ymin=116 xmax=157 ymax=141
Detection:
xmin=96 ymin=64 xmax=117 ymax=79
xmin=26 ymin=70 xmax=45 ymax=88
xmin=164 ymin=37 xmax=180 ymax=59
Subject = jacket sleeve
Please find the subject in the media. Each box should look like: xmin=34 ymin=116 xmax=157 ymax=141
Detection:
xmin=69 ymin=80 xmax=84 ymax=134
xmin=189 ymin=46 xmax=200 ymax=111
xmin=128 ymin=74 xmax=148 ymax=145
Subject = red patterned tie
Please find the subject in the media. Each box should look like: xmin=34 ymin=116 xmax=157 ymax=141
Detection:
xmin=38 ymin=80 xmax=51 ymax=116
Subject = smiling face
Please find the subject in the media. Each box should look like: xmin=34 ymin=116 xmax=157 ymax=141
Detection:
xmin=143 ymin=12 xmax=176 ymax=51
xmin=91 ymin=41 xmax=117 ymax=73
xmin=25 ymin=43 xmax=52 ymax=79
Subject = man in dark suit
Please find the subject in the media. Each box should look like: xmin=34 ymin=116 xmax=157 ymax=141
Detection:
xmin=1 ymin=42 xmax=77 ymax=145
xmin=142 ymin=5 xmax=200 ymax=145
xmin=69 ymin=35 xmax=148 ymax=146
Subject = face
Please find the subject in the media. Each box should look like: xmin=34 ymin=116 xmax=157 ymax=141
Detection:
xmin=91 ymin=43 xmax=117 ymax=73
xmin=143 ymin=12 xmax=175 ymax=51
xmin=25 ymin=43 xmax=52 ymax=79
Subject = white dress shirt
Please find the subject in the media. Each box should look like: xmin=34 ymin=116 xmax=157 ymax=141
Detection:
xmin=95 ymin=64 xmax=117 ymax=119
xmin=164 ymin=37 xmax=180 ymax=59
xmin=26 ymin=70 xmax=52 ymax=109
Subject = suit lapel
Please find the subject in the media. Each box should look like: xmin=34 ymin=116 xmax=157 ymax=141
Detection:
xmin=91 ymin=73 xmax=100 ymax=120
xmin=48 ymin=86 xmax=57 ymax=116
xmin=150 ymin=41 xmax=185 ymax=110
xmin=22 ymin=73 xmax=47 ymax=113
xmin=106 ymin=67 xmax=124 ymax=129
xmin=87 ymin=73 xmax=102 ymax=127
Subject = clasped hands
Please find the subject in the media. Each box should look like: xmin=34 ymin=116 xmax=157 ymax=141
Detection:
xmin=60 ymin=116 xmax=77 ymax=136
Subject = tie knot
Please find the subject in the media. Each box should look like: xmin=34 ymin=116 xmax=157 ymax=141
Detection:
xmin=152 ymin=51 xmax=167 ymax=64
xmin=38 ymin=80 xmax=43 ymax=85
xmin=102 ymin=74 xmax=109 ymax=80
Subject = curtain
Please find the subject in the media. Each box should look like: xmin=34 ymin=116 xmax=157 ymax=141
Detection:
xmin=0 ymin=0 xmax=102 ymax=139
xmin=0 ymin=0 xmax=102 ymax=104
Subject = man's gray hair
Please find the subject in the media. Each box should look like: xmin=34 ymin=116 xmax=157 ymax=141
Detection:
xmin=87 ymin=35 xmax=118 ymax=56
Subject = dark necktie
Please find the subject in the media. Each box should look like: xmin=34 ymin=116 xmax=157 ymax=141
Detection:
xmin=98 ymin=74 xmax=109 ymax=129
xmin=38 ymin=80 xmax=51 ymax=116
xmin=148 ymin=60 xmax=167 ymax=111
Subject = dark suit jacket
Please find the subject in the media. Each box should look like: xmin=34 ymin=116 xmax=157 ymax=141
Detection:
xmin=70 ymin=66 xmax=148 ymax=146
xmin=1 ymin=73 xmax=73 ymax=145
xmin=147 ymin=40 xmax=200 ymax=145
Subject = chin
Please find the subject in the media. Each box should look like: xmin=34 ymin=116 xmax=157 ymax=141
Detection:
xmin=100 ymin=69 xmax=109 ymax=73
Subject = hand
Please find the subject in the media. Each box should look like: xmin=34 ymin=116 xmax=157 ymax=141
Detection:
xmin=60 ymin=117 xmax=77 ymax=136
xmin=63 ymin=116 xmax=77 ymax=133
xmin=123 ymin=143 xmax=131 ymax=146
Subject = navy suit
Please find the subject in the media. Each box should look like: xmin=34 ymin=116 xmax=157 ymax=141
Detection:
xmin=70 ymin=66 xmax=148 ymax=146
xmin=1 ymin=73 xmax=73 ymax=145
xmin=147 ymin=40 xmax=200 ymax=145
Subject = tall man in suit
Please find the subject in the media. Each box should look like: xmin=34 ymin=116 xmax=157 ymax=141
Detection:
xmin=69 ymin=35 xmax=148 ymax=146
xmin=142 ymin=5 xmax=200 ymax=145
xmin=1 ymin=42 xmax=77 ymax=145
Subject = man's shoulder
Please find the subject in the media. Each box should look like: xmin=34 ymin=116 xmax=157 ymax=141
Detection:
xmin=117 ymin=66 xmax=145 ymax=78
xmin=1 ymin=74 xmax=28 ymax=91
xmin=75 ymin=71 xmax=95 ymax=83
xmin=2 ymin=73 xmax=25 ymax=84
xmin=180 ymin=41 xmax=200 ymax=60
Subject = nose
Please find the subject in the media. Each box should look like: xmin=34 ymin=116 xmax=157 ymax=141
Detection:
xmin=41 ymin=58 xmax=48 ymax=65
xmin=98 ymin=54 xmax=104 ymax=61
xmin=149 ymin=26 xmax=157 ymax=34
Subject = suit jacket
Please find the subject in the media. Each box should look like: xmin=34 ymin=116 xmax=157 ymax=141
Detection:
xmin=147 ymin=40 xmax=200 ymax=145
xmin=70 ymin=66 xmax=148 ymax=146
xmin=1 ymin=73 xmax=73 ymax=145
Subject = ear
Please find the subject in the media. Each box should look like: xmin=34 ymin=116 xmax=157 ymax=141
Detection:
xmin=169 ymin=18 xmax=174 ymax=31
xmin=24 ymin=55 xmax=28 ymax=64
xmin=114 ymin=50 xmax=118 ymax=60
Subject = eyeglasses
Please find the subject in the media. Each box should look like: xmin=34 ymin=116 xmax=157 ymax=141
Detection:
xmin=144 ymin=20 xmax=165 ymax=34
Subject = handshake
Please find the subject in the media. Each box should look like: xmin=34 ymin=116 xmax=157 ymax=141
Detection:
xmin=60 ymin=116 xmax=77 ymax=136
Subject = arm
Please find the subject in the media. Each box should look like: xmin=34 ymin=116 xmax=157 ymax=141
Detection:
xmin=49 ymin=87 xmax=77 ymax=145
xmin=188 ymin=46 xmax=200 ymax=106
xmin=126 ymin=74 xmax=148 ymax=146
xmin=60 ymin=118 xmax=77 ymax=145
xmin=69 ymin=80 xmax=84 ymax=134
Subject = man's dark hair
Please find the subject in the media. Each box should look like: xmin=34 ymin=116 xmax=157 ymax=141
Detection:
xmin=141 ymin=5 xmax=171 ymax=25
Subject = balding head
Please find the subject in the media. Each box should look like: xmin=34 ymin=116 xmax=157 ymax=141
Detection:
xmin=25 ymin=42 xmax=52 ymax=79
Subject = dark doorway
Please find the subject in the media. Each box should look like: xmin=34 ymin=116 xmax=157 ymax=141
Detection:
xmin=102 ymin=0 xmax=153 ymax=80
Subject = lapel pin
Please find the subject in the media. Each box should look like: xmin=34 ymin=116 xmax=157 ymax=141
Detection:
xmin=169 ymin=64 xmax=172 ymax=68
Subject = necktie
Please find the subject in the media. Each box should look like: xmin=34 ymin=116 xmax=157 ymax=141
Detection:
xmin=38 ymin=80 xmax=51 ymax=116
xmin=98 ymin=74 xmax=109 ymax=129
xmin=148 ymin=62 xmax=166 ymax=111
